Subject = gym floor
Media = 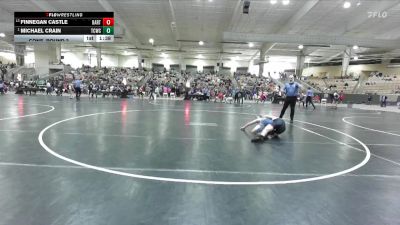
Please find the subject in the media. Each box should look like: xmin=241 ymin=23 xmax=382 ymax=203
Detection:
xmin=0 ymin=95 xmax=399 ymax=225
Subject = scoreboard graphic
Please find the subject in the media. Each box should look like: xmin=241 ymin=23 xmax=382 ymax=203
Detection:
xmin=14 ymin=12 xmax=114 ymax=43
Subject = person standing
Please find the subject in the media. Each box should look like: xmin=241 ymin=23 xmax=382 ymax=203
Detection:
xmin=46 ymin=81 xmax=52 ymax=95
xmin=305 ymin=87 xmax=316 ymax=110
xmin=138 ymin=85 xmax=144 ymax=99
xmin=149 ymin=85 xmax=155 ymax=100
xmin=68 ymin=83 xmax=73 ymax=99
xmin=0 ymin=80 xmax=4 ymax=95
xmin=339 ymin=90 xmax=345 ymax=104
xmin=236 ymin=89 xmax=244 ymax=104
xmin=88 ymin=82 xmax=94 ymax=98
xmin=279 ymin=75 xmax=299 ymax=123
xmin=381 ymin=95 xmax=388 ymax=107
xmin=332 ymin=91 xmax=339 ymax=108
xmin=367 ymin=94 xmax=372 ymax=105
xmin=92 ymin=83 xmax=99 ymax=99
xmin=154 ymin=86 xmax=159 ymax=100
xmin=298 ymin=91 xmax=305 ymax=108
xmin=73 ymin=78 xmax=82 ymax=100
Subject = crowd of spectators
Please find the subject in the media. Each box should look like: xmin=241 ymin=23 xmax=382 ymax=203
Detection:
xmin=0 ymin=65 xmax=148 ymax=97
xmin=0 ymin=61 xmax=17 ymax=81
xmin=186 ymin=73 xmax=233 ymax=99
xmin=6 ymin=64 xmax=399 ymax=102
xmin=145 ymin=71 xmax=186 ymax=98
xmin=234 ymin=72 xmax=280 ymax=101
xmin=1 ymin=66 xmax=228 ymax=99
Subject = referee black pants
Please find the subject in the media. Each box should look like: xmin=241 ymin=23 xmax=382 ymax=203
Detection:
xmin=279 ymin=96 xmax=297 ymax=121
xmin=75 ymin=87 xmax=81 ymax=99
xmin=306 ymin=96 xmax=315 ymax=109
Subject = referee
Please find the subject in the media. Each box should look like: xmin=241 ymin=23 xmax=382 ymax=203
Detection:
xmin=279 ymin=75 xmax=299 ymax=123
xmin=305 ymin=87 xmax=316 ymax=110
xmin=73 ymin=77 xmax=82 ymax=100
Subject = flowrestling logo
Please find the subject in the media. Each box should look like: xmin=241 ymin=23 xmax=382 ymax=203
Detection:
xmin=367 ymin=11 xmax=388 ymax=19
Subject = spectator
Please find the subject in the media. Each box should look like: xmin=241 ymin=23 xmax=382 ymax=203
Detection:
xmin=46 ymin=81 xmax=52 ymax=95
xmin=380 ymin=95 xmax=387 ymax=107
xmin=0 ymin=80 xmax=4 ymax=94
xmin=339 ymin=90 xmax=345 ymax=103
xmin=367 ymin=94 xmax=372 ymax=105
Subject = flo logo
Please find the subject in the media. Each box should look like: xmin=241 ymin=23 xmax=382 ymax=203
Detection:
xmin=368 ymin=11 xmax=388 ymax=18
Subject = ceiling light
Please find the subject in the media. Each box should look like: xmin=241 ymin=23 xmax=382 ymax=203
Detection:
xmin=353 ymin=45 xmax=359 ymax=50
xmin=208 ymin=0 xmax=213 ymax=2
xmin=270 ymin=0 xmax=277 ymax=4
xmin=0 ymin=33 xmax=5 ymax=38
xmin=149 ymin=38 xmax=154 ymax=44
xmin=199 ymin=41 xmax=204 ymax=46
xmin=354 ymin=56 xmax=359 ymax=60
xmin=356 ymin=1 xmax=361 ymax=6
xmin=282 ymin=0 xmax=290 ymax=5
xmin=343 ymin=1 xmax=351 ymax=8
xmin=248 ymin=42 xmax=254 ymax=48
xmin=298 ymin=44 xmax=304 ymax=50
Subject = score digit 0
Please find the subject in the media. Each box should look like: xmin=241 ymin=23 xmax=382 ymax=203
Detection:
xmin=103 ymin=26 xmax=114 ymax=34
xmin=102 ymin=18 xmax=114 ymax=26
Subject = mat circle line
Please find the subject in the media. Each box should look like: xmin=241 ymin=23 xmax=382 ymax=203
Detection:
xmin=0 ymin=104 xmax=55 ymax=121
xmin=38 ymin=109 xmax=370 ymax=185
xmin=342 ymin=116 xmax=400 ymax=137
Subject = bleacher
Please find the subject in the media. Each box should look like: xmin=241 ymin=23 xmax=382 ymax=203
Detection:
xmin=324 ymin=78 xmax=358 ymax=94
xmin=305 ymin=78 xmax=326 ymax=91
xmin=302 ymin=71 xmax=400 ymax=96
xmin=359 ymin=74 xmax=400 ymax=94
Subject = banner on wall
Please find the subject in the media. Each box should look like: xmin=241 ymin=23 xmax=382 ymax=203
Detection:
xmin=14 ymin=45 xmax=26 ymax=56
